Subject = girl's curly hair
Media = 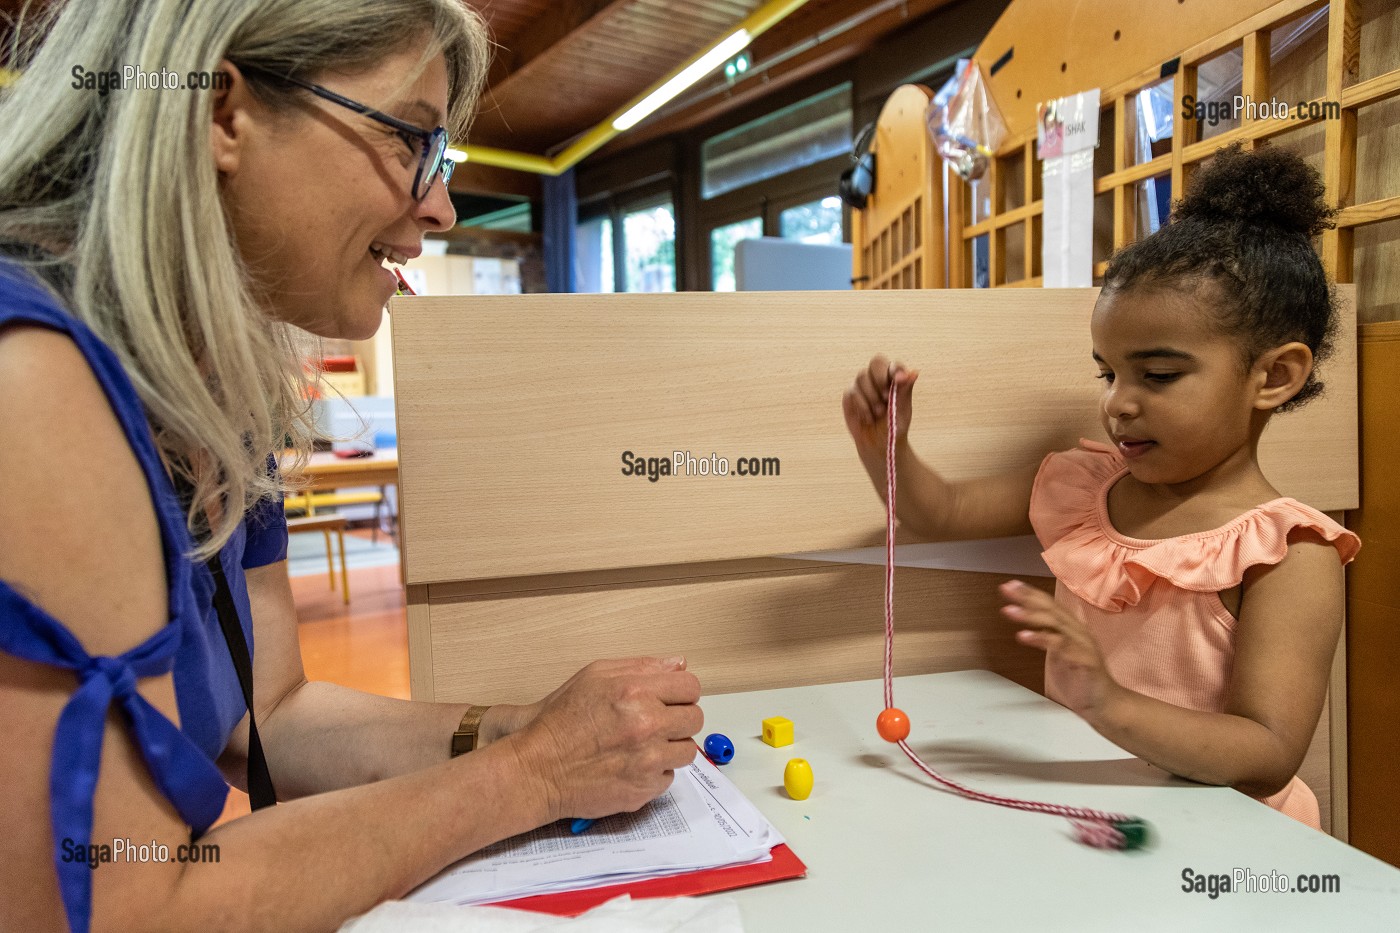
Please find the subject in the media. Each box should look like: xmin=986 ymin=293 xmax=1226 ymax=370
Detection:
xmin=1103 ymin=142 xmax=1337 ymax=412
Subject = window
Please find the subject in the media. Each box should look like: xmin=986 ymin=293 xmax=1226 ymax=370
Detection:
xmin=575 ymin=216 xmax=614 ymax=293
xmin=692 ymin=79 xmax=852 ymax=290
xmin=575 ymin=192 xmax=677 ymax=294
xmin=465 ymin=202 xmax=533 ymax=233
xmin=709 ymin=217 xmax=762 ymax=291
xmin=780 ymin=197 xmax=844 ymax=245
xmin=701 ymin=84 xmax=853 ymax=200
xmin=622 ymin=202 xmax=676 ymax=293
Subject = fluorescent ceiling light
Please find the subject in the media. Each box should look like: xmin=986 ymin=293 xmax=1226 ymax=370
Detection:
xmin=446 ymin=147 xmax=470 ymax=163
xmin=613 ymin=29 xmax=751 ymax=131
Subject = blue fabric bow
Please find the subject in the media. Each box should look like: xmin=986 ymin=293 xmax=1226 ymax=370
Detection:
xmin=0 ymin=581 xmax=228 ymax=932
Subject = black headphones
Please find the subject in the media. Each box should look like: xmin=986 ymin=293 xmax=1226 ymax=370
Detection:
xmin=839 ymin=122 xmax=877 ymax=210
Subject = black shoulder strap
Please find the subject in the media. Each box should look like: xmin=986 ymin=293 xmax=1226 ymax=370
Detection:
xmin=207 ymin=550 xmax=278 ymax=810
xmin=171 ymin=471 xmax=277 ymax=810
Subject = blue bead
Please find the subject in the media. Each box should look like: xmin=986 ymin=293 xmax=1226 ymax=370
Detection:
xmin=703 ymin=732 xmax=735 ymax=765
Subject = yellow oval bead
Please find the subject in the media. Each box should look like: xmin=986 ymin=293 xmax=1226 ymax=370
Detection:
xmin=783 ymin=758 xmax=814 ymax=800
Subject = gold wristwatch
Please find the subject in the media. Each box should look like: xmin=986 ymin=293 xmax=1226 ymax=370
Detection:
xmin=451 ymin=705 xmax=491 ymax=757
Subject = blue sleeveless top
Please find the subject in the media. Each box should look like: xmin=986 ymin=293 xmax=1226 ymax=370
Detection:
xmin=0 ymin=264 xmax=288 ymax=932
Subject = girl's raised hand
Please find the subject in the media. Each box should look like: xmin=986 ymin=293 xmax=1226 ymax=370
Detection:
xmin=999 ymin=580 xmax=1120 ymax=720
xmin=842 ymin=354 xmax=919 ymax=457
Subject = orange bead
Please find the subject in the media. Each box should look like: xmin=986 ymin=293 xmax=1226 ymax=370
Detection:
xmin=877 ymin=707 xmax=910 ymax=743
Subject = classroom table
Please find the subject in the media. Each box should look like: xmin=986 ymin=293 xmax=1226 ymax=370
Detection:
xmin=701 ymin=671 xmax=1400 ymax=931
xmin=283 ymin=448 xmax=399 ymax=492
xmin=282 ymin=447 xmax=401 ymax=580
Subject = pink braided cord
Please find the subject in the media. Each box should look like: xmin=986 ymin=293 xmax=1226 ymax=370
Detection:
xmin=882 ymin=377 xmax=1133 ymax=848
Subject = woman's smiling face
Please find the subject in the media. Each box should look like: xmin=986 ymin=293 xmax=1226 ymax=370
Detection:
xmin=214 ymin=45 xmax=455 ymax=340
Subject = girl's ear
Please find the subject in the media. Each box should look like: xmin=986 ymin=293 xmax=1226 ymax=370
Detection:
xmin=1254 ymin=342 xmax=1313 ymax=411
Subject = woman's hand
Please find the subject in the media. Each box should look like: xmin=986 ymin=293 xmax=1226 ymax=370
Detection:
xmin=477 ymin=702 xmax=542 ymax=748
xmin=842 ymin=354 xmax=918 ymax=458
xmin=504 ymin=657 xmax=703 ymax=822
xmin=999 ymin=580 xmax=1120 ymax=720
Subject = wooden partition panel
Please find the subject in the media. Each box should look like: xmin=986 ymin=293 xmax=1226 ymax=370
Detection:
xmin=391 ymin=287 xmax=1356 ymax=586
xmin=423 ymin=565 xmax=1050 ymax=705
xmin=1343 ymin=321 xmax=1400 ymax=863
xmin=391 ymin=286 xmax=1356 ymax=833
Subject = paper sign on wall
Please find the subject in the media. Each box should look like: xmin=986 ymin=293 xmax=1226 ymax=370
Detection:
xmin=1038 ymin=89 xmax=1100 ymax=288
xmin=400 ymin=267 xmax=429 ymax=297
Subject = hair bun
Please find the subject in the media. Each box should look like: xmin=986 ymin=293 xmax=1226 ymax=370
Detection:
xmin=1172 ymin=142 xmax=1334 ymax=237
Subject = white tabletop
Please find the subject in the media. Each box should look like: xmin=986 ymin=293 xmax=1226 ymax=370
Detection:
xmin=699 ymin=671 xmax=1400 ymax=932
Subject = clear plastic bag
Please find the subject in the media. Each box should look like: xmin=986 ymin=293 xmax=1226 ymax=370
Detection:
xmin=926 ymin=59 xmax=1008 ymax=181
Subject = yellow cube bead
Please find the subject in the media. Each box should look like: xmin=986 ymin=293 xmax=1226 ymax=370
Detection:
xmin=761 ymin=716 xmax=794 ymax=747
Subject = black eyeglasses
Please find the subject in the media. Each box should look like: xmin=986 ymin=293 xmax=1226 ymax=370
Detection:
xmin=236 ymin=63 xmax=454 ymax=202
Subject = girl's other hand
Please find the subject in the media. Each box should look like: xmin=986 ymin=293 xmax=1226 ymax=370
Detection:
xmin=999 ymin=580 xmax=1120 ymax=720
xmin=842 ymin=354 xmax=919 ymax=456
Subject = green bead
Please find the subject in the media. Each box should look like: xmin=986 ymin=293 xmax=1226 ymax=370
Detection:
xmin=1113 ymin=818 xmax=1151 ymax=850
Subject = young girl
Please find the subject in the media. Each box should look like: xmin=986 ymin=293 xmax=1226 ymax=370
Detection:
xmin=842 ymin=142 xmax=1356 ymax=829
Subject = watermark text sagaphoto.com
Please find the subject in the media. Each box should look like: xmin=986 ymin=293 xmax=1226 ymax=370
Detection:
xmin=60 ymin=837 xmax=221 ymax=870
xmin=1181 ymin=867 xmax=1341 ymax=898
xmin=1181 ymin=94 xmax=1341 ymax=127
xmin=71 ymin=65 xmax=232 ymax=95
xmin=620 ymin=450 xmax=781 ymax=482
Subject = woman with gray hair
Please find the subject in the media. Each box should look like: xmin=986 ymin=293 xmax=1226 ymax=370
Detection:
xmin=0 ymin=2 xmax=703 ymax=930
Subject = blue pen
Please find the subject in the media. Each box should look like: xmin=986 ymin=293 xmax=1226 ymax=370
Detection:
xmin=570 ymin=818 xmax=595 ymax=834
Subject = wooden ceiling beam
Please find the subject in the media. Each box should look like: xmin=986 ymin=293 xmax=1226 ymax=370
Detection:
xmin=449 ymin=160 xmax=543 ymax=200
xmin=485 ymin=0 xmax=633 ymax=95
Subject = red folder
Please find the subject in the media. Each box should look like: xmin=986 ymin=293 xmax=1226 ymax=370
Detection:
xmin=489 ymin=843 xmax=807 ymax=916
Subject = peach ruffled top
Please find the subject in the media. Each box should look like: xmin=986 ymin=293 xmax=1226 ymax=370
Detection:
xmin=1029 ymin=440 xmax=1359 ymax=829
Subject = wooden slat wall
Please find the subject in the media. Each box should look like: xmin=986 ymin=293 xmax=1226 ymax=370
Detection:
xmin=853 ymin=84 xmax=944 ymax=290
xmin=957 ymin=0 xmax=1400 ymax=324
xmin=974 ymin=0 xmax=1284 ymax=139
